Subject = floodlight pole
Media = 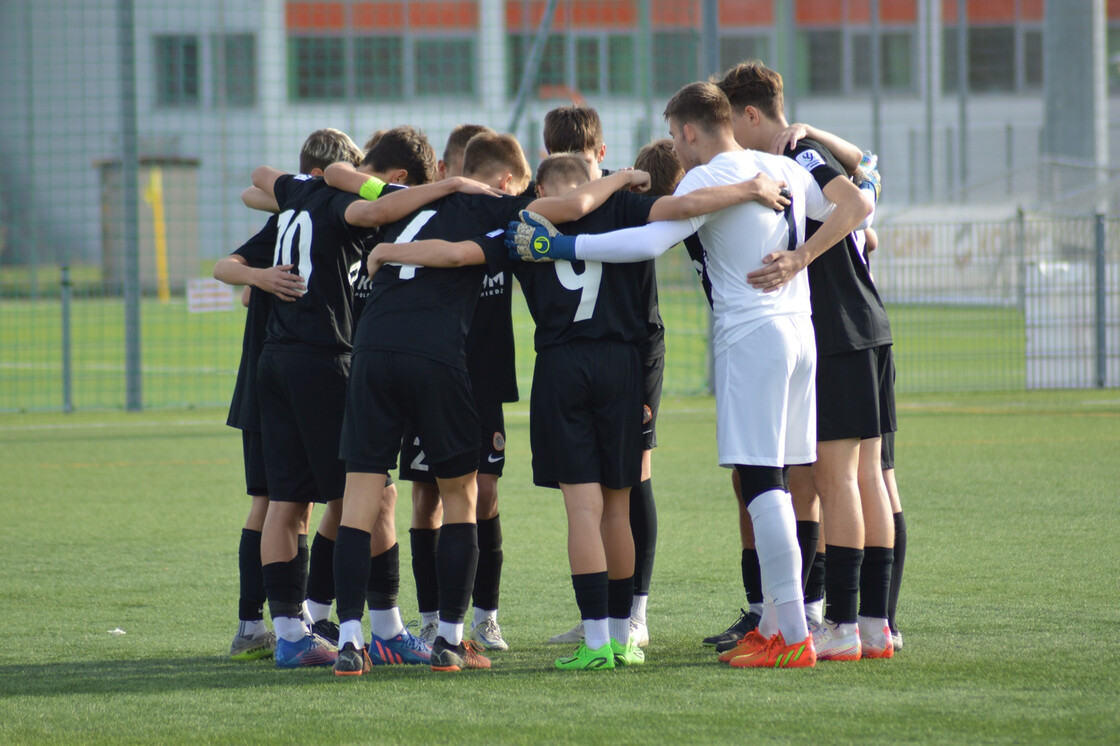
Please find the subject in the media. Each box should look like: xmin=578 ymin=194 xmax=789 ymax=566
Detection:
xmin=506 ymin=0 xmax=562 ymax=135
xmin=118 ymin=0 xmax=142 ymax=411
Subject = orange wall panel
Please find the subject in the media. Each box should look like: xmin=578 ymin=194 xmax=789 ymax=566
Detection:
xmin=409 ymin=1 xmax=478 ymax=28
xmin=797 ymin=0 xmax=844 ymax=25
xmin=352 ymin=2 xmax=405 ymax=29
xmin=845 ymin=0 xmax=917 ymax=24
xmin=506 ymin=1 xmax=639 ymax=30
xmin=720 ymin=0 xmax=773 ymax=26
xmin=287 ymin=2 xmax=346 ymax=30
xmin=944 ymin=0 xmax=1016 ymax=24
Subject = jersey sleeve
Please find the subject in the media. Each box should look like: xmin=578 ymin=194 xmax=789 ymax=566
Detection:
xmin=612 ymin=191 xmax=658 ymax=228
xmin=271 ymin=174 xmax=297 ymax=208
xmin=672 ymin=168 xmax=714 ymax=233
xmin=789 ymin=142 xmax=845 ymax=193
xmin=233 ymin=215 xmax=279 ymax=269
xmin=477 ymin=230 xmax=516 ymax=276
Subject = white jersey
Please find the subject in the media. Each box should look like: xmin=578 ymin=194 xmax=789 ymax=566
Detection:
xmin=675 ymin=149 xmax=832 ymax=354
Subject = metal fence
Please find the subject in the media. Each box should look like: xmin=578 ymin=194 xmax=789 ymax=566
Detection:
xmin=1 ymin=1 xmax=1119 ymax=412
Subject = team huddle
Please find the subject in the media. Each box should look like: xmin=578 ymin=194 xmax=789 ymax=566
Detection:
xmin=214 ymin=61 xmax=908 ymax=674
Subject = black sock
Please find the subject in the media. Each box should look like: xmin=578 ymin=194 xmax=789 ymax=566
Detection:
xmin=741 ymin=548 xmax=763 ymax=606
xmin=795 ymin=520 xmax=820 ymax=592
xmin=306 ymin=531 xmax=336 ymax=606
xmin=571 ymin=571 xmax=609 ymax=621
xmin=295 ymin=534 xmax=310 ymax=606
xmin=824 ymin=545 xmax=864 ymax=624
xmin=410 ymin=527 xmax=440 ymax=615
xmin=805 ymin=550 xmax=826 ymax=604
xmin=333 ymin=526 xmax=371 ymax=624
xmin=608 ymin=576 xmax=634 ymax=620
xmin=859 ymin=546 xmax=894 ymax=620
xmin=630 ymin=478 xmax=658 ymax=595
xmin=437 ymin=523 xmax=479 ymax=624
xmin=367 ymin=543 xmax=401 ymax=611
xmin=472 ymin=516 xmax=503 ymax=611
xmin=888 ymin=512 xmax=907 ymax=632
xmin=238 ymin=528 xmax=265 ymax=621
xmin=262 ymin=560 xmax=303 ymax=620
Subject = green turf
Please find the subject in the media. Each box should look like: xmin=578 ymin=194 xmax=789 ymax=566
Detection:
xmin=1 ymin=391 xmax=1117 ymax=744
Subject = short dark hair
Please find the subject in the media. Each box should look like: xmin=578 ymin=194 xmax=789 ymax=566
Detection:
xmin=543 ymin=105 xmax=603 ymax=155
xmin=362 ymin=130 xmax=385 ymax=153
xmin=299 ymin=128 xmax=362 ymax=174
xmin=443 ymin=124 xmax=495 ymax=166
xmin=715 ymin=60 xmax=785 ymax=121
xmin=663 ymin=82 xmax=733 ymax=135
xmin=634 ymin=139 xmax=684 ymax=197
xmin=361 ymin=125 xmax=437 ymax=185
xmin=462 ymin=132 xmax=532 ymax=192
xmin=535 ymin=153 xmax=591 ymax=192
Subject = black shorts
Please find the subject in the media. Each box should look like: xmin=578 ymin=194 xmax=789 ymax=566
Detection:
xmin=880 ymin=430 xmax=896 ymax=470
xmin=401 ymin=399 xmax=506 ymax=483
xmin=816 ymin=344 xmax=897 ymax=442
xmin=341 ymin=350 xmax=479 ymax=479
xmin=530 ymin=341 xmax=643 ymax=490
xmin=642 ymin=354 xmax=664 ymax=451
xmin=241 ymin=430 xmax=269 ymax=497
xmin=257 ymin=348 xmax=349 ymax=504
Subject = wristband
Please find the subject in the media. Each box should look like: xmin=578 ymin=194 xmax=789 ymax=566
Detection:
xmin=359 ymin=176 xmax=386 ymax=201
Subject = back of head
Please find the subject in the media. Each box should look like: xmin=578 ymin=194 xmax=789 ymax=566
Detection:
xmin=663 ymin=82 xmax=733 ymax=136
xmin=542 ymin=105 xmax=603 ymax=155
xmin=300 ymin=128 xmax=363 ymax=174
xmin=462 ymin=132 xmax=531 ymax=193
xmin=715 ymin=60 xmax=784 ymax=120
xmin=362 ymin=125 xmax=438 ymax=185
xmin=443 ymin=124 xmax=496 ymax=173
xmin=634 ymin=139 xmax=684 ymax=197
xmin=362 ymin=130 xmax=386 ymax=153
xmin=535 ymin=153 xmax=591 ymax=195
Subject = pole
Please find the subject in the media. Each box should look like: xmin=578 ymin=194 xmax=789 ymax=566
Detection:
xmin=506 ymin=0 xmax=563 ymax=134
xmin=957 ymin=0 xmax=968 ymax=192
xmin=61 ymin=264 xmax=73 ymax=413
xmin=118 ymin=0 xmax=142 ymax=411
xmin=1095 ymin=213 xmax=1107 ymax=388
xmin=870 ymin=0 xmax=882 ymax=156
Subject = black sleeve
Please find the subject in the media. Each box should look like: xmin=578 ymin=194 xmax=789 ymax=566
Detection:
xmin=787 ymin=141 xmax=846 ymax=193
xmin=482 ymin=194 xmax=534 ymax=226
xmin=233 ymin=215 xmax=279 ymax=269
xmin=477 ymin=234 xmax=517 ymax=276
xmin=271 ymin=174 xmax=296 ymax=207
xmin=614 ymin=191 xmax=658 ymax=228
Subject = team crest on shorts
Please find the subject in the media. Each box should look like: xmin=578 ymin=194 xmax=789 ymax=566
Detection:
xmin=642 ymin=405 xmax=653 ymax=424
xmin=492 ymin=432 xmax=505 ymax=452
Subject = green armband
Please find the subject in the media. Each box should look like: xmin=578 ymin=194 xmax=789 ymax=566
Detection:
xmin=359 ymin=176 xmax=385 ymax=201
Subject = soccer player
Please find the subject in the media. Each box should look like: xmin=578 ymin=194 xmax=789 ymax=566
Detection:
xmin=363 ymin=149 xmax=786 ymax=671
xmin=505 ymin=81 xmax=872 ymax=668
xmin=716 ymin=61 xmax=896 ymax=660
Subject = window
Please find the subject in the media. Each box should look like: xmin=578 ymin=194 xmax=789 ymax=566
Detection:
xmin=155 ymin=35 xmax=199 ymax=106
xmin=851 ymin=31 xmax=914 ymax=92
xmin=355 ymin=36 xmax=404 ymax=99
xmin=653 ymin=32 xmax=699 ymax=95
xmin=214 ymin=34 xmax=256 ymax=107
xmin=719 ymin=35 xmax=771 ymax=74
xmin=507 ymin=34 xmax=567 ymax=97
xmin=507 ymin=33 xmax=636 ymax=98
xmin=607 ymin=35 xmax=636 ymax=95
xmin=798 ymin=30 xmax=843 ymax=94
xmin=576 ymin=38 xmax=601 ymax=95
xmin=944 ymin=26 xmax=1016 ymax=93
xmin=1107 ymin=26 xmax=1120 ymax=93
xmin=1023 ymin=30 xmax=1043 ymax=89
xmin=414 ymin=38 xmax=475 ymax=97
xmin=288 ymin=37 xmax=345 ymax=101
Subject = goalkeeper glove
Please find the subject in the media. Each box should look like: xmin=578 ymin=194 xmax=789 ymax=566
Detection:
xmin=504 ymin=210 xmax=577 ymax=262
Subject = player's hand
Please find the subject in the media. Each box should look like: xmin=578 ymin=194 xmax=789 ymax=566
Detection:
xmin=749 ymin=172 xmax=791 ymax=211
xmin=451 ymin=176 xmax=504 ymax=197
xmin=255 ymin=264 xmax=305 ymax=301
xmin=627 ymin=169 xmax=651 ymax=193
xmin=747 ymin=250 xmax=807 ymax=292
xmin=504 ymin=210 xmax=576 ymax=262
xmin=770 ymin=123 xmax=809 ymax=155
xmin=367 ymin=247 xmax=386 ymax=279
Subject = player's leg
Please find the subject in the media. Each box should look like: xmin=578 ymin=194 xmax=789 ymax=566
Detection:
xmin=603 ymin=484 xmax=644 ymax=666
xmin=857 ymin=435 xmax=895 ymax=658
xmin=629 ymin=353 xmax=664 ymax=648
xmin=470 ymin=406 xmax=508 ymax=651
xmin=703 ymin=470 xmax=763 ymax=650
xmin=884 ymin=458 xmax=906 ymax=649
xmin=306 ymin=498 xmax=341 ymax=644
xmin=402 ymin=429 xmax=443 ymax=644
xmin=789 ymin=464 xmax=824 ymax=626
xmin=230 ymin=429 xmax=274 ymax=660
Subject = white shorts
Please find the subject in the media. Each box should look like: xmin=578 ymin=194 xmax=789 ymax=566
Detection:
xmin=713 ymin=314 xmax=816 ymax=468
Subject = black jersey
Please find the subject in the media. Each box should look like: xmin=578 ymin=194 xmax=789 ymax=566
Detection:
xmin=683 ymin=232 xmax=714 ymax=309
xmin=480 ymin=190 xmax=657 ymax=351
xmin=226 ymin=215 xmax=278 ymax=432
xmin=465 ymin=268 xmax=518 ymax=403
xmin=264 ymin=175 xmax=375 ymax=353
xmin=354 ymin=192 xmax=532 ymax=369
xmin=785 ymin=139 xmax=892 ymax=355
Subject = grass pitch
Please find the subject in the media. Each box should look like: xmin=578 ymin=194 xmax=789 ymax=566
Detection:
xmin=1 ymin=390 xmax=1118 ymax=744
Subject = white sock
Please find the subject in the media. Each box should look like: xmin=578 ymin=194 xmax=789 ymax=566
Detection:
xmin=237 ymin=619 xmax=266 ymax=637
xmin=299 ymin=601 xmax=314 ymax=626
xmin=748 ymin=601 xmax=764 ymax=618
xmin=421 ymin=611 xmax=439 ymax=627
xmin=758 ymin=599 xmax=779 ymax=638
xmin=805 ymin=599 xmax=824 ymax=626
xmin=305 ymin=600 xmax=332 ymax=624
xmin=338 ymin=619 xmax=364 ymax=649
xmin=438 ymin=620 xmax=465 ymax=646
xmin=857 ymin=614 xmax=889 ymax=641
xmin=747 ymin=489 xmax=808 ymax=644
xmin=608 ymin=616 xmax=630 ymax=645
xmin=274 ymin=616 xmax=308 ymax=643
xmin=473 ymin=607 xmax=496 ymax=628
xmin=370 ymin=608 xmax=404 ymax=640
xmin=630 ymin=594 xmax=648 ymax=625
xmin=583 ymin=618 xmax=610 ymax=650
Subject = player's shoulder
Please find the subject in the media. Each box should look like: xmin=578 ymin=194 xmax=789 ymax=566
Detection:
xmin=788 ymin=138 xmax=844 ymax=177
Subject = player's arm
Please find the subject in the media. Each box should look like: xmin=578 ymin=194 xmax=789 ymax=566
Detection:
xmin=771 ymin=124 xmax=862 ymax=175
xmin=747 ymin=175 xmax=873 ymax=292
xmin=506 ymin=211 xmax=694 ymax=264
xmin=645 ymin=171 xmax=789 ymax=222
xmin=250 ymin=166 xmax=287 ymax=201
xmin=213 ymin=254 xmax=306 ymax=302
xmin=241 ymin=186 xmax=279 ymax=213
xmin=366 ymin=239 xmax=486 ymax=278
xmin=526 ymin=169 xmax=647 ymax=224
xmin=343 ymin=176 xmax=503 ymax=228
